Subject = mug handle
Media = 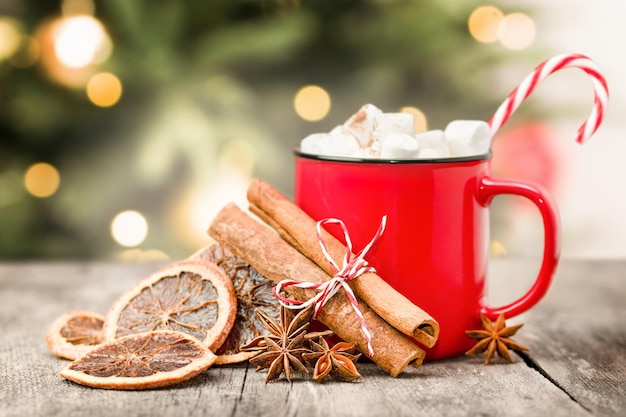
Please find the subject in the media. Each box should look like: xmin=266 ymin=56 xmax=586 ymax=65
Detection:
xmin=476 ymin=176 xmax=561 ymax=319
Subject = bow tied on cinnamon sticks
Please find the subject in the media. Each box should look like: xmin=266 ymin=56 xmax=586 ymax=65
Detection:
xmin=272 ymin=215 xmax=387 ymax=358
xmin=208 ymin=179 xmax=440 ymax=377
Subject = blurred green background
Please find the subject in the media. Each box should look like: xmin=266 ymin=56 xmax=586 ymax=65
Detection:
xmin=1 ymin=0 xmax=557 ymax=260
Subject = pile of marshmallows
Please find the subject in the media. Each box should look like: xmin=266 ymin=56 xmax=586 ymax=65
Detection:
xmin=300 ymin=104 xmax=492 ymax=159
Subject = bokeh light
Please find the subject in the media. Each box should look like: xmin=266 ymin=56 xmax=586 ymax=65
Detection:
xmin=468 ymin=6 xmax=504 ymax=43
xmin=53 ymin=15 xmax=112 ymax=68
xmin=36 ymin=18 xmax=91 ymax=88
xmin=0 ymin=17 xmax=21 ymax=61
xmin=110 ymin=210 xmax=148 ymax=247
xmin=23 ymin=163 xmax=61 ymax=198
xmin=86 ymin=72 xmax=123 ymax=107
xmin=293 ymin=85 xmax=331 ymax=121
xmin=499 ymin=13 xmax=536 ymax=50
xmin=400 ymin=106 xmax=428 ymax=133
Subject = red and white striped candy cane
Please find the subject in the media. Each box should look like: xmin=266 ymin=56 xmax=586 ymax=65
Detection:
xmin=488 ymin=53 xmax=609 ymax=144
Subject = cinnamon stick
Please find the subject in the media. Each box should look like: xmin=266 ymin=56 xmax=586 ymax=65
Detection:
xmin=247 ymin=179 xmax=439 ymax=348
xmin=208 ymin=203 xmax=425 ymax=377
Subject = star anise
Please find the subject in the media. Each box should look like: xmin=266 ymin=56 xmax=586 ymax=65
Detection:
xmin=241 ymin=303 xmax=313 ymax=352
xmin=303 ymin=336 xmax=361 ymax=382
xmin=246 ymin=305 xmax=315 ymax=382
xmin=465 ymin=312 xmax=529 ymax=365
xmin=249 ymin=334 xmax=311 ymax=382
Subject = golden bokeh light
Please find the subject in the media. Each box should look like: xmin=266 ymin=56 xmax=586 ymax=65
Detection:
xmin=468 ymin=6 xmax=504 ymax=43
xmin=400 ymin=106 xmax=428 ymax=133
xmin=53 ymin=15 xmax=112 ymax=68
xmin=293 ymin=85 xmax=331 ymax=122
xmin=499 ymin=13 xmax=536 ymax=50
xmin=86 ymin=72 xmax=122 ymax=107
xmin=0 ymin=17 xmax=21 ymax=61
xmin=23 ymin=163 xmax=61 ymax=198
xmin=110 ymin=210 xmax=148 ymax=247
xmin=36 ymin=18 xmax=93 ymax=88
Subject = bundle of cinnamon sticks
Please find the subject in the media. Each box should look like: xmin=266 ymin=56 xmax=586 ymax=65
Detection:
xmin=208 ymin=179 xmax=439 ymax=377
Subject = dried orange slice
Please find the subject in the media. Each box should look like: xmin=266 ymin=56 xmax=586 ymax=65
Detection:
xmin=60 ymin=330 xmax=216 ymax=390
xmin=189 ymin=243 xmax=281 ymax=364
xmin=104 ymin=261 xmax=237 ymax=352
xmin=46 ymin=310 xmax=105 ymax=360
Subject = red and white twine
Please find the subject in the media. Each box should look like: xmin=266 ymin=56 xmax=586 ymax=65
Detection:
xmin=488 ymin=53 xmax=609 ymax=144
xmin=273 ymin=216 xmax=387 ymax=357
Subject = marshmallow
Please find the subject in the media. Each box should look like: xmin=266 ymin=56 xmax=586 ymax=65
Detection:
xmin=343 ymin=104 xmax=383 ymax=147
xmin=354 ymin=148 xmax=378 ymax=159
xmin=370 ymin=139 xmax=382 ymax=156
xmin=353 ymin=139 xmax=382 ymax=158
xmin=326 ymin=133 xmax=360 ymax=157
xmin=417 ymin=148 xmax=446 ymax=159
xmin=444 ymin=120 xmax=491 ymax=157
xmin=302 ymin=105 xmax=493 ymax=160
xmin=415 ymin=129 xmax=450 ymax=158
xmin=372 ymin=112 xmax=415 ymax=143
xmin=329 ymin=124 xmax=355 ymax=140
xmin=300 ymin=133 xmax=327 ymax=155
xmin=380 ymin=133 xmax=420 ymax=159
xmin=300 ymin=127 xmax=359 ymax=158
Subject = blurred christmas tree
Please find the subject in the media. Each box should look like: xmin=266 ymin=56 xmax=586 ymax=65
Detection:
xmin=0 ymin=0 xmax=543 ymax=260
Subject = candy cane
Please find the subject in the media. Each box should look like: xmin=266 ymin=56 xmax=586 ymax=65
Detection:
xmin=488 ymin=53 xmax=609 ymax=144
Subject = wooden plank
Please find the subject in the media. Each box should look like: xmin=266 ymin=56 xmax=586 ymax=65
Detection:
xmin=232 ymin=358 xmax=589 ymax=417
xmin=515 ymin=260 xmax=626 ymax=417
xmin=0 ymin=260 xmax=619 ymax=417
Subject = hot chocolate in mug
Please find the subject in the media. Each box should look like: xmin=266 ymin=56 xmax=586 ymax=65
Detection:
xmin=294 ymin=150 xmax=560 ymax=360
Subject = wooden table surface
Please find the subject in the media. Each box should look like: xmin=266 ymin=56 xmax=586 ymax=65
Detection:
xmin=0 ymin=259 xmax=624 ymax=417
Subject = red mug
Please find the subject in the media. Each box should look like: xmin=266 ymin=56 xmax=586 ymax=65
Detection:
xmin=294 ymin=150 xmax=560 ymax=360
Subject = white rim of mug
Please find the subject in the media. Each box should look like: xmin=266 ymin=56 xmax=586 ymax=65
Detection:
xmin=293 ymin=148 xmax=492 ymax=164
